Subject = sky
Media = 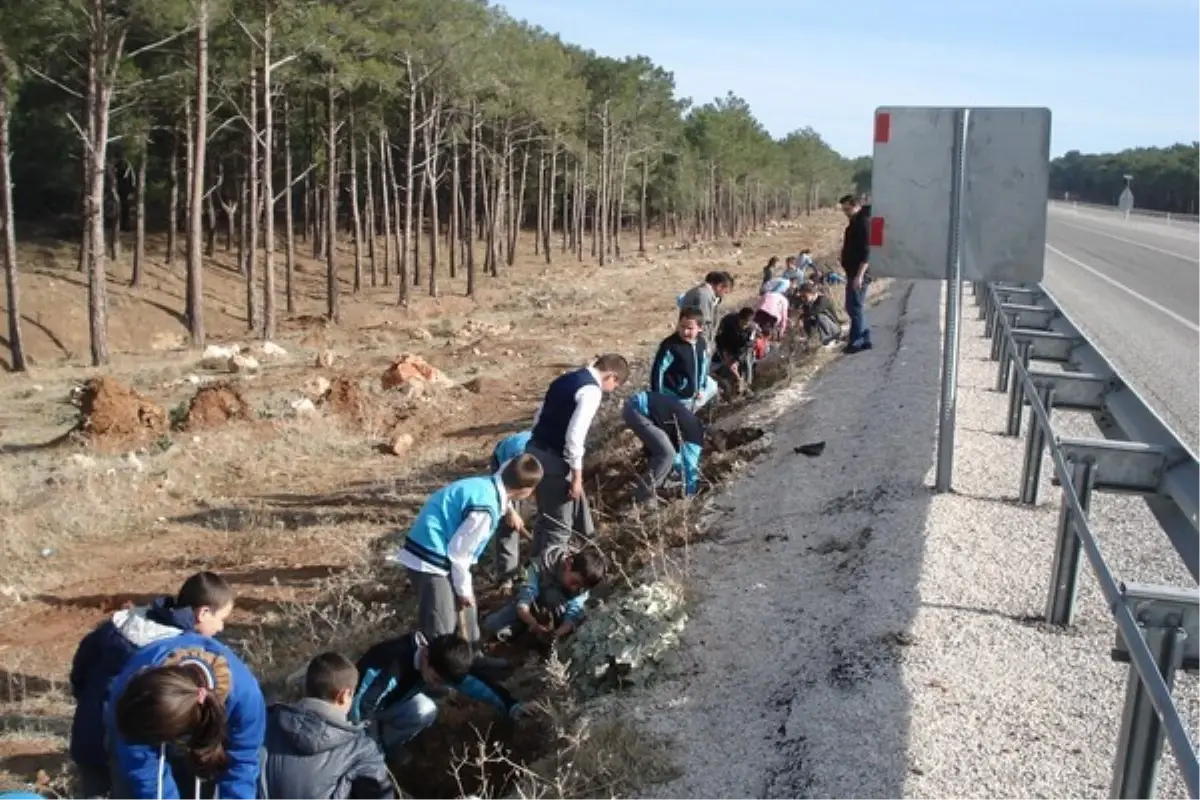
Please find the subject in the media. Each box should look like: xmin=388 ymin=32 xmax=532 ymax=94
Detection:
xmin=497 ymin=0 xmax=1200 ymax=159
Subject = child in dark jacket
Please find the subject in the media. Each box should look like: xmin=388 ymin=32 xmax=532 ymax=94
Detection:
xmin=261 ymin=653 xmax=394 ymax=800
xmin=107 ymin=632 xmax=267 ymax=799
xmin=68 ymin=572 xmax=234 ymax=798
xmin=651 ymin=307 xmax=717 ymax=411
xmin=482 ymin=545 xmax=606 ymax=643
xmin=350 ymin=633 xmax=522 ymax=765
xmin=797 ymin=281 xmax=843 ymax=346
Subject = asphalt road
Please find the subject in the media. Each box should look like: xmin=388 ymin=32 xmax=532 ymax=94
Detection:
xmin=1042 ymin=204 xmax=1200 ymax=450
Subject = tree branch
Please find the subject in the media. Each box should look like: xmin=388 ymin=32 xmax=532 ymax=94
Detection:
xmin=126 ymin=25 xmax=195 ymax=60
xmin=25 ymin=65 xmax=84 ymax=99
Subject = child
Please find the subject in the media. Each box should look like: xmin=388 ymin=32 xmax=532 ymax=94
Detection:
xmin=526 ymin=354 xmax=630 ymax=560
xmin=651 ymin=307 xmax=718 ymax=412
xmin=678 ymin=271 xmax=733 ymax=345
xmin=261 ymin=653 xmax=394 ymax=800
xmin=488 ymin=430 xmax=533 ymax=591
xmin=393 ymin=454 xmax=543 ymax=644
xmin=350 ymin=633 xmax=521 ymax=764
xmin=622 ymin=390 xmax=705 ymax=503
xmin=713 ymin=307 xmax=759 ymax=392
xmin=69 ymin=572 xmax=234 ymax=798
xmin=483 ymin=545 xmax=605 ymax=643
xmin=753 ymin=289 xmax=790 ymax=340
xmin=797 ymin=281 xmax=843 ymax=346
xmin=108 ymin=632 xmax=267 ymax=799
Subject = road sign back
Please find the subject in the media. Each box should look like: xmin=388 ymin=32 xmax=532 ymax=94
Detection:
xmin=869 ymin=106 xmax=1052 ymax=283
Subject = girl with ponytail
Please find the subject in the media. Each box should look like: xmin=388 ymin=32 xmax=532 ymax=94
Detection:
xmin=107 ymin=634 xmax=266 ymax=799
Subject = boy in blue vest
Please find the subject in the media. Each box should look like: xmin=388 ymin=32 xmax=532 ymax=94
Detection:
xmin=489 ymin=430 xmax=533 ymax=591
xmin=622 ymin=390 xmax=705 ymax=505
xmin=526 ymin=354 xmax=631 ymax=561
xmin=394 ymin=454 xmax=543 ymax=645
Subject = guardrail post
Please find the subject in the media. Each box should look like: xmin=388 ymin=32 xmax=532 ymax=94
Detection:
xmin=1110 ymin=627 xmax=1184 ymax=800
xmin=996 ymin=315 xmax=1019 ymax=392
xmin=1046 ymin=457 xmax=1094 ymax=626
xmin=1020 ymin=383 xmax=1055 ymax=504
xmin=1006 ymin=341 xmax=1033 ymax=436
xmin=983 ymin=287 xmax=997 ymax=328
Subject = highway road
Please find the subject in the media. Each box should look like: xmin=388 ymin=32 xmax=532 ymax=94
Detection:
xmin=1042 ymin=203 xmax=1200 ymax=451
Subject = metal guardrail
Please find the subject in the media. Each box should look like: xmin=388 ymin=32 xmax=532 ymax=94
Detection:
xmin=973 ymin=280 xmax=1200 ymax=799
xmin=1049 ymin=199 xmax=1200 ymax=226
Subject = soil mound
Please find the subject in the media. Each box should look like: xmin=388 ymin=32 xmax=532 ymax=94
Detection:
xmin=75 ymin=377 xmax=168 ymax=448
xmin=184 ymin=384 xmax=252 ymax=430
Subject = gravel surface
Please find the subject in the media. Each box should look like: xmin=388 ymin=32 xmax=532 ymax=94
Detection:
xmin=627 ymin=279 xmax=1198 ymax=799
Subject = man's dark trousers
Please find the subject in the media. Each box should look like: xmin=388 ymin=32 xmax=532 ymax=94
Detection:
xmin=845 ymin=282 xmax=871 ymax=347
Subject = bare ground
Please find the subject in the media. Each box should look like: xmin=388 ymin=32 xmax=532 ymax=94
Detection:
xmin=0 ymin=213 xmax=850 ymax=797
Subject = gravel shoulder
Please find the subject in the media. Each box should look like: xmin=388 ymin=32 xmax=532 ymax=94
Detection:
xmin=628 ymin=279 xmax=1198 ymax=799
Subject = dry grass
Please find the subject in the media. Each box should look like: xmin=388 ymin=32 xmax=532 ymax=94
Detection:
xmin=0 ymin=213 xmax=852 ymax=797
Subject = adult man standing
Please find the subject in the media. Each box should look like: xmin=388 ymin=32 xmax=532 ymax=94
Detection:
xmin=838 ymin=194 xmax=873 ymax=353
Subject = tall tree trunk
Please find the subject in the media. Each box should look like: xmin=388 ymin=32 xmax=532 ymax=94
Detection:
xmin=86 ymin=6 xmax=124 ymax=366
xmin=377 ymin=130 xmax=392 ymax=288
xmin=535 ymin=149 xmax=544 ymax=257
xmin=544 ymin=134 xmax=557 ymax=263
xmin=424 ymin=109 xmax=440 ymax=297
xmin=448 ymin=128 xmax=459 ymax=281
xmin=414 ymin=158 xmax=425 ymax=286
xmin=205 ymin=169 xmax=217 ymax=255
xmin=283 ymin=93 xmax=296 ymax=313
xmin=507 ymin=145 xmax=529 ymax=266
xmin=466 ymin=108 xmax=478 ymax=296
xmin=364 ymin=121 xmax=377 ymax=287
xmin=167 ymin=126 xmax=179 ymax=265
xmin=615 ymin=148 xmax=630 ymax=260
xmin=576 ymin=149 xmax=586 ymax=262
xmin=77 ymin=42 xmax=97 ymax=275
xmin=560 ymin=152 xmax=569 ymax=254
xmin=348 ymin=106 xmax=363 ymax=294
xmin=131 ymin=154 xmax=146 ymax=286
xmin=385 ymin=132 xmax=403 ymax=287
xmin=262 ymin=14 xmax=277 ymax=340
xmin=398 ymin=68 xmax=416 ymax=305
xmin=324 ymin=73 xmax=338 ymax=322
xmin=245 ymin=63 xmax=260 ymax=333
xmin=0 ymin=71 xmax=28 ymax=371
xmin=106 ymin=160 xmax=120 ymax=261
xmin=638 ymin=155 xmax=648 ymax=255
xmin=186 ymin=0 xmax=209 ymax=346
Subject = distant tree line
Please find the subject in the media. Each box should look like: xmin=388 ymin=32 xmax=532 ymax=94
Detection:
xmin=1050 ymin=143 xmax=1199 ymax=215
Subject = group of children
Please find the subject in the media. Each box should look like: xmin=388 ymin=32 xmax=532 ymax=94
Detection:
xmin=58 ymin=247 xmax=839 ymax=800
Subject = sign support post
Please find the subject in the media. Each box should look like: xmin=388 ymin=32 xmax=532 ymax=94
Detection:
xmin=934 ymin=109 xmax=969 ymax=493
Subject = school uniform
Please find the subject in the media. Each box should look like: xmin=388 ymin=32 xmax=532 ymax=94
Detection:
xmin=394 ymin=474 xmax=510 ymax=641
xmin=488 ymin=431 xmax=532 ymax=584
xmin=650 ymin=332 xmax=717 ymax=411
xmin=622 ymin=390 xmax=704 ymax=503
xmin=482 ymin=544 xmax=591 ymax=639
xmin=350 ymin=633 xmax=516 ymax=755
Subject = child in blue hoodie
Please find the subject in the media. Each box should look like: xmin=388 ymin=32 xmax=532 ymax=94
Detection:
xmin=107 ymin=633 xmax=267 ymax=799
xmin=68 ymin=572 xmax=234 ymax=798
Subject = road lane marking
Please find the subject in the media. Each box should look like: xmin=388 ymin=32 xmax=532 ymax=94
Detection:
xmin=1045 ymin=244 xmax=1200 ymax=333
xmin=1053 ymin=218 xmax=1200 ymax=264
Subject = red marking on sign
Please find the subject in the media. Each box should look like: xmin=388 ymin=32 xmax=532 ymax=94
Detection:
xmin=874 ymin=112 xmax=891 ymax=144
xmin=869 ymin=216 xmax=885 ymax=247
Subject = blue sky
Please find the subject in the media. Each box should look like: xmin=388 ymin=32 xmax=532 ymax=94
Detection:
xmin=497 ymin=0 xmax=1200 ymax=159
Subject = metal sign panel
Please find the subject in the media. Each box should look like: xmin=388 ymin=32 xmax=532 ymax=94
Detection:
xmin=869 ymin=106 xmax=1051 ymax=283
xmin=1118 ymin=187 xmax=1134 ymax=213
